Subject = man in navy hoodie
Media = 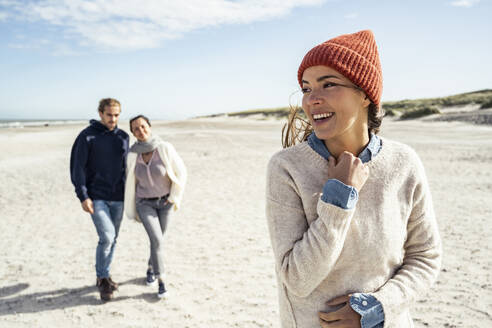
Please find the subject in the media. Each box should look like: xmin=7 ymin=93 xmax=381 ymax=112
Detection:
xmin=70 ymin=98 xmax=129 ymax=301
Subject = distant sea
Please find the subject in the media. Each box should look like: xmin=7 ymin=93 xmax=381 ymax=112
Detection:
xmin=0 ymin=119 xmax=86 ymax=129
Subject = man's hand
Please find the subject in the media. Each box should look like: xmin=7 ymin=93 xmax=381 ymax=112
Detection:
xmin=81 ymin=198 xmax=94 ymax=214
xmin=318 ymin=295 xmax=361 ymax=328
xmin=328 ymin=152 xmax=369 ymax=192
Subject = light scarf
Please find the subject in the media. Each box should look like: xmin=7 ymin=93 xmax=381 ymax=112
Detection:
xmin=129 ymin=135 xmax=161 ymax=154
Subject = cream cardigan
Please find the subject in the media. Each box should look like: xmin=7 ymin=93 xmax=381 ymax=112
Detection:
xmin=124 ymin=140 xmax=187 ymax=221
xmin=266 ymin=138 xmax=441 ymax=328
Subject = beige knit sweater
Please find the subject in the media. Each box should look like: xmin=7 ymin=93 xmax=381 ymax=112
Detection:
xmin=266 ymin=138 xmax=441 ymax=328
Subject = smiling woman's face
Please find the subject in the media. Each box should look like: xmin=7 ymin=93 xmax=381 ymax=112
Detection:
xmin=301 ymin=65 xmax=370 ymax=145
xmin=131 ymin=117 xmax=151 ymax=142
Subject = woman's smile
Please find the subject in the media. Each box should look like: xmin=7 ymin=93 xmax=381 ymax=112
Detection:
xmin=312 ymin=112 xmax=335 ymax=126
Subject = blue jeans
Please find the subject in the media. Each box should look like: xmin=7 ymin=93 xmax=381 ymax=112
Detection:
xmin=90 ymin=200 xmax=124 ymax=278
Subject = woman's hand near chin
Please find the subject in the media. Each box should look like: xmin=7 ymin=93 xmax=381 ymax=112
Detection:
xmin=327 ymin=151 xmax=369 ymax=192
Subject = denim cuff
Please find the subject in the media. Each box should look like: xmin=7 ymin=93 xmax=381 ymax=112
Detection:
xmin=350 ymin=293 xmax=384 ymax=328
xmin=321 ymin=179 xmax=358 ymax=209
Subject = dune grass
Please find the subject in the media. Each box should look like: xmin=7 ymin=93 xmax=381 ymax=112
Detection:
xmin=400 ymin=106 xmax=441 ymax=120
xmin=226 ymin=107 xmax=291 ymax=118
xmin=383 ymin=89 xmax=492 ymax=115
xmin=480 ymin=98 xmax=492 ymax=109
xmin=201 ymin=89 xmax=492 ymax=120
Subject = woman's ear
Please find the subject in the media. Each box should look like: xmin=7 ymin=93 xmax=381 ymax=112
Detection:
xmin=362 ymin=94 xmax=371 ymax=109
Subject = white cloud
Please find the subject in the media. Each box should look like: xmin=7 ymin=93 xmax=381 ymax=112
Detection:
xmin=8 ymin=43 xmax=32 ymax=49
xmin=8 ymin=38 xmax=51 ymax=50
xmin=2 ymin=0 xmax=325 ymax=50
xmin=450 ymin=0 xmax=480 ymax=7
xmin=0 ymin=11 xmax=8 ymax=21
xmin=51 ymin=43 xmax=82 ymax=56
xmin=0 ymin=0 xmax=19 ymax=6
xmin=344 ymin=12 xmax=358 ymax=19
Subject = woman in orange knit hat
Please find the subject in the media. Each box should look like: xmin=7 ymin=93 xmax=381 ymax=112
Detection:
xmin=266 ymin=30 xmax=441 ymax=327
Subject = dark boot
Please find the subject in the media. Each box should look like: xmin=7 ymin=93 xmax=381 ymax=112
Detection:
xmin=97 ymin=277 xmax=118 ymax=291
xmin=97 ymin=278 xmax=113 ymax=301
xmin=108 ymin=277 xmax=119 ymax=291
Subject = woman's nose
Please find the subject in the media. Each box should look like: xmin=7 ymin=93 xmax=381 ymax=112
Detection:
xmin=306 ymin=90 xmax=323 ymax=106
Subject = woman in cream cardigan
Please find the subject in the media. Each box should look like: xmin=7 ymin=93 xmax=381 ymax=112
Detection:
xmin=266 ymin=30 xmax=441 ymax=327
xmin=124 ymin=115 xmax=186 ymax=298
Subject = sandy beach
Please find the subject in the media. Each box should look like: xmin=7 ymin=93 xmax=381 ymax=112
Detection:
xmin=0 ymin=117 xmax=491 ymax=327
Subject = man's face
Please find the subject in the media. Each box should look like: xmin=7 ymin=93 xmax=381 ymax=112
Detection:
xmin=99 ymin=105 xmax=121 ymax=131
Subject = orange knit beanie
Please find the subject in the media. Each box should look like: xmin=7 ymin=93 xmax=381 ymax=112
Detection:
xmin=297 ymin=30 xmax=383 ymax=106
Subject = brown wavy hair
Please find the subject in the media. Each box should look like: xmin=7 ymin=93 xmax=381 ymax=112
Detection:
xmin=98 ymin=98 xmax=121 ymax=113
xmin=282 ymin=102 xmax=384 ymax=148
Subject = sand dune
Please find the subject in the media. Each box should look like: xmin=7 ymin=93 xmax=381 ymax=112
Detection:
xmin=0 ymin=117 xmax=491 ymax=327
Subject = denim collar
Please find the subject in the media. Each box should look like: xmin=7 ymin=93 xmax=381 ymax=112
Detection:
xmin=307 ymin=132 xmax=381 ymax=163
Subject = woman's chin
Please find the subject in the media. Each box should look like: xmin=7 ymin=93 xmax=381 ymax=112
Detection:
xmin=312 ymin=117 xmax=336 ymax=140
xmin=313 ymin=129 xmax=335 ymax=141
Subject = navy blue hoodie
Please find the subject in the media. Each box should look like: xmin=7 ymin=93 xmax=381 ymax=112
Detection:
xmin=70 ymin=119 xmax=129 ymax=202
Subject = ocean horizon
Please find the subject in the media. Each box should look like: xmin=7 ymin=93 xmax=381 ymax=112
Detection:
xmin=0 ymin=119 xmax=87 ymax=129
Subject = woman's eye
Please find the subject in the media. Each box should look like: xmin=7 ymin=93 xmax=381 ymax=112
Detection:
xmin=301 ymin=88 xmax=310 ymax=94
xmin=323 ymin=82 xmax=337 ymax=88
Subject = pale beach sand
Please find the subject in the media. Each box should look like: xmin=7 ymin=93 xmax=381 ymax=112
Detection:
xmin=0 ymin=117 xmax=491 ymax=327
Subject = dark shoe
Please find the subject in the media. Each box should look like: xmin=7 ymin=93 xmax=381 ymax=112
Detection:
xmin=108 ymin=277 xmax=118 ymax=291
xmin=146 ymin=269 xmax=156 ymax=286
xmin=157 ymin=281 xmax=166 ymax=298
xmin=97 ymin=278 xmax=113 ymax=301
xmin=97 ymin=277 xmax=118 ymax=291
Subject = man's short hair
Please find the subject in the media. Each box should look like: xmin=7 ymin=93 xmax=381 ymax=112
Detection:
xmin=98 ymin=98 xmax=121 ymax=113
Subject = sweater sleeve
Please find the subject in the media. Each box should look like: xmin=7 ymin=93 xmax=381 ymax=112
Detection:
xmin=123 ymin=152 xmax=139 ymax=222
xmin=266 ymin=156 xmax=355 ymax=298
xmin=70 ymin=132 xmax=90 ymax=202
xmin=165 ymin=142 xmax=187 ymax=210
xmin=370 ymin=153 xmax=442 ymax=327
xmin=168 ymin=143 xmax=187 ymax=187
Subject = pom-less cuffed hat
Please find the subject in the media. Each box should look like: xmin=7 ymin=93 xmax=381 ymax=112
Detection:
xmin=298 ymin=30 xmax=383 ymax=106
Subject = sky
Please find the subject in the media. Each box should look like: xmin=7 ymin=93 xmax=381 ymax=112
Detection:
xmin=0 ymin=0 xmax=491 ymax=120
